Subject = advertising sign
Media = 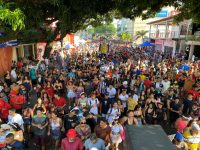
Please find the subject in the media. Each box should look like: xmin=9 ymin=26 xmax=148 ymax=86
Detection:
xmin=156 ymin=10 xmax=168 ymax=17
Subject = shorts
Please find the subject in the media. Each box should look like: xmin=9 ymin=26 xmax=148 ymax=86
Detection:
xmin=34 ymin=135 xmax=46 ymax=146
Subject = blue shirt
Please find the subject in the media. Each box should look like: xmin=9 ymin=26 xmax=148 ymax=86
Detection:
xmin=8 ymin=141 xmax=23 ymax=150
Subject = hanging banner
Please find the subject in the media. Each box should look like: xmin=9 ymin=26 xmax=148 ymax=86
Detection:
xmin=37 ymin=43 xmax=46 ymax=60
xmin=99 ymin=42 xmax=109 ymax=53
xmin=69 ymin=34 xmax=74 ymax=45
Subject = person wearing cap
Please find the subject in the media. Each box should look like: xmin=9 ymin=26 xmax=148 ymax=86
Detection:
xmin=61 ymin=129 xmax=83 ymax=150
xmin=118 ymin=89 xmax=129 ymax=115
xmin=63 ymin=107 xmax=78 ymax=134
xmin=183 ymin=123 xmax=200 ymax=150
xmin=84 ymin=133 xmax=105 ymax=150
xmin=118 ymin=81 xmax=130 ymax=96
xmin=76 ymin=92 xmax=88 ymax=109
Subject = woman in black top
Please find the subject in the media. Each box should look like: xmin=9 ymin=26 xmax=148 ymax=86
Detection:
xmin=122 ymin=110 xmax=138 ymax=126
xmin=154 ymin=102 xmax=167 ymax=126
xmin=144 ymin=103 xmax=156 ymax=124
xmin=169 ymin=98 xmax=182 ymax=125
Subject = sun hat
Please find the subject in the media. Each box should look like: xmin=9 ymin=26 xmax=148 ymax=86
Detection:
xmin=1 ymin=124 xmax=14 ymax=132
xmin=191 ymin=123 xmax=200 ymax=131
xmin=66 ymin=129 xmax=77 ymax=138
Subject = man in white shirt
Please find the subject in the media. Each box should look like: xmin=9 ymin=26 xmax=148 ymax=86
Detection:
xmin=106 ymin=84 xmax=116 ymax=105
xmin=8 ymin=108 xmax=24 ymax=131
xmin=162 ymin=78 xmax=171 ymax=93
xmin=118 ymin=89 xmax=128 ymax=114
xmin=10 ymin=67 xmax=17 ymax=82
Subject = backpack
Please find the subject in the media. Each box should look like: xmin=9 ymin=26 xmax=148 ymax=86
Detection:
xmin=108 ymin=107 xmax=120 ymax=115
xmin=89 ymin=98 xmax=98 ymax=108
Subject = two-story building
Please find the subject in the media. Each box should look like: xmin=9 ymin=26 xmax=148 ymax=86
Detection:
xmin=148 ymin=14 xmax=190 ymax=58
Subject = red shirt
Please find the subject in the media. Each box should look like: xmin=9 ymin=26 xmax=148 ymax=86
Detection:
xmin=0 ymin=99 xmax=11 ymax=119
xmin=61 ymin=137 xmax=83 ymax=150
xmin=187 ymin=89 xmax=199 ymax=100
xmin=10 ymin=95 xmax=26 ymax=109
xmin=144 ymin=80 xmax=152 ymax=88
xmin=53 ymin=97 xmax=66 ymax=107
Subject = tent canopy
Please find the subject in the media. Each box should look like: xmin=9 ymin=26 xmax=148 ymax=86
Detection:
xmin=138 ymin=41 xmax=154 ymax=47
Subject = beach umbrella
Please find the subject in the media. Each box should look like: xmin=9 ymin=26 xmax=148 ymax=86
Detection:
xmin=179 ymin=64 xmax=190 ymax=71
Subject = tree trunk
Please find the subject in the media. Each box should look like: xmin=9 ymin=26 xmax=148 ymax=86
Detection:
xmin=43 ymin=41 xmax=51 ymax=59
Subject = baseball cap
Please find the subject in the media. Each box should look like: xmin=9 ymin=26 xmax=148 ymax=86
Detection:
xmin=175 ymin=132 xmax=183 ymax=141
xmin=123 ymin=81 xmax=128 ymax=85
xmin=66 ymin=129 xmax=77 ymax=138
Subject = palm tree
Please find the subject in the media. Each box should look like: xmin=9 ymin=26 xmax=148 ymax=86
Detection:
xmin=136 ymin=30 xmax=148 ymax=39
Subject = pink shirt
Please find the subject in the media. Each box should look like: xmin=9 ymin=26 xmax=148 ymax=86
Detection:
xmin=176 ymin=118 xmax=187 ymax=133
xmin=61 ymin=137 xmax=83 ymax=150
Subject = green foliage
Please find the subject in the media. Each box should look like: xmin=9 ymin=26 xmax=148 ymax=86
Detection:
xmin=0 ymin=1 xmax=25 ymax=31
xmin=120 ymin=32 xmax=131 ymax=42
xmin=136 ymin=30 xmax=148 ymax=39
xmin=93 ymin=24 xmax=117 ymax=36
xmin=186 ymin=35 xmax=200 ymax=42
xmin=1 ymin=0 xmax=200 ymax=45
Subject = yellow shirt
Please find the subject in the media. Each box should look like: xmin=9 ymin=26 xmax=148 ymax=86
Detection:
xmin=183 ymin=130 xmax=200 ymax=150
xmin=127 ymin=98 xmax=138 ymax=111
xmin=140 ymin=75 xmax=146 ymax=81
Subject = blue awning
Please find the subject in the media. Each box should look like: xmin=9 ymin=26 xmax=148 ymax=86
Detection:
xmin=0 ymin=40 xmax=18 ymax=48
xmin=138 ymin=41 xmax=154 ymax=47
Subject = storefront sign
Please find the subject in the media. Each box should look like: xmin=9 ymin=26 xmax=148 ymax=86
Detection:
xmin=155 ymin=39 xmax=164 ymax=45
xmin=156 ymin=10 xmax=168 ymax=17
xmin=164 ymin=40 xmax=174 ymax=47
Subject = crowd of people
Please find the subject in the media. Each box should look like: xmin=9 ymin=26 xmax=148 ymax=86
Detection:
xmin=0 ymin=41 xmax=199 ymax=150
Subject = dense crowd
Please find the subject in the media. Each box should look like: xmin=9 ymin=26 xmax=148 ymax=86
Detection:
xmin=0 ymin=42 xmax=199 ymax=150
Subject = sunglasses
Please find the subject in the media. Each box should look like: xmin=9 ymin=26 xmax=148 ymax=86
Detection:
xmin=80 ymin=122 xmax=86 ymax=124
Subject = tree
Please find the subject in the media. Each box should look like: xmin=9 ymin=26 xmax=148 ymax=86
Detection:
xmin=0 ymin=1 xmax=25 ymax=31
xmin=1 ymin=0 xmax=200 ymax=58
xmin=136 ymin=30 xmax=148 ymax=39
xmin=92 ymin=23 xmax=117 ymax=36
xmin=120 ymin=32 xmax=131 ymax=42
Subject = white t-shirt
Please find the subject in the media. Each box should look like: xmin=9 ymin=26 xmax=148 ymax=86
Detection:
xmin=87 ymin=98 xmax=99 ymax=115
xmin=11 ymin=70 xmax=17 ymax=80
xmin=107 ymin=108 xmax=120 ymax=124
xmin=119 ymin=94 xmax=128 ymax=108
xmin=162 ymin=80 xmax=170 ymax=93
xmin=8 ymin=114 xmax=24 ymax=131
xmin=107 ymin=87 xmax=116 ymax=98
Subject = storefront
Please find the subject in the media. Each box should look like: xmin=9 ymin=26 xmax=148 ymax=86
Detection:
xmin=155 ymin=39 xmax=164 ymax=52
xmin=163 ymin=39 xmax=176 ymax=58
